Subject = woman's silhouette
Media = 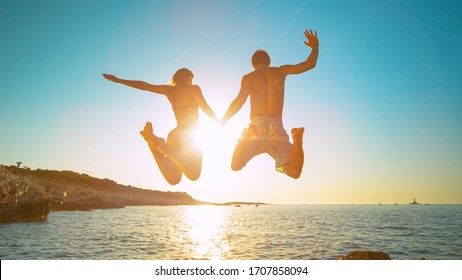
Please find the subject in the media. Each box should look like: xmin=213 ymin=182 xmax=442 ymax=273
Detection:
xmin=103 ymin=69 xmax=218 ymax=185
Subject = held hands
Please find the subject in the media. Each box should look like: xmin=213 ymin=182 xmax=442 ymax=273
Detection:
xmin=218 ymin=118 xmax=226 ymax=129
xmin=304 ymin=29 xmax=319 ymax=48
xmin=211 ymin=115 xmax=223 ymax=128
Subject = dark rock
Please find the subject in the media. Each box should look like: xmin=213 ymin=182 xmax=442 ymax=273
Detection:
xmin=339 ymin=250 xmax=392 ymax=260
xmin=0 ymin=200 xmax=50 ymax=223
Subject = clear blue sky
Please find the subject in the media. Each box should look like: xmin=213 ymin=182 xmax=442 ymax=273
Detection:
xmin=1 ymin=0 xmax=461 ymax=204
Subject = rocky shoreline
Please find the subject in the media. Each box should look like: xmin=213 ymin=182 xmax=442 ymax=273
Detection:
xmin=0 ymin=165 xmax=209 ymax=223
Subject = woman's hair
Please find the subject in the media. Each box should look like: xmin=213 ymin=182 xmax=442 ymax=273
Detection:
xmin=170 ymin=68 xmax=194 ymax=86
xmin=251 ymin=50 xmax=271 ymax=68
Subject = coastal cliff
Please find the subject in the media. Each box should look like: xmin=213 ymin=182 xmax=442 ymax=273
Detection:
xmin=0 ymin=165 xmax=205 ymax=222
xmin=0 ymin=166 xmax=50 ymax=222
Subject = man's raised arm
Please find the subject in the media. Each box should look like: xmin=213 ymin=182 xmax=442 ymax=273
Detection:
xmin=279 ymin=29 xmax=319 ymax=75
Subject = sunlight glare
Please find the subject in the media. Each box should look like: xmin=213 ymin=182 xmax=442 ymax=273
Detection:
xmin=195 ymin=115 xmax=244 ymax=175
xmin=184 ymin=206 xmax=230 ymax=260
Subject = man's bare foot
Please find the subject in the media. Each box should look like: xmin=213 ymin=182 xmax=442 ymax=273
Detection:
xmin=291 ymin=127 xmax=305 ymax=146
xmin=143 ymin=122 xmax=154 ymax=135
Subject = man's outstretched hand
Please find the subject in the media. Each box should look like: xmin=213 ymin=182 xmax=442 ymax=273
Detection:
xmin=304 ymin=29 xmax=319 ymax=48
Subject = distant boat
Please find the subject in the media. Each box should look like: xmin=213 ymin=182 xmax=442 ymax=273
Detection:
xmin=234 ymin=204 xmax=241 ymax=207
xmin=410 ymin=198 xmax=419 ymax=205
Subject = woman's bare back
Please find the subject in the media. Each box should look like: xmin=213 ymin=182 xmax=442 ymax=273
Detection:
xmin=167 ymin=85 xmax=201 ymax=128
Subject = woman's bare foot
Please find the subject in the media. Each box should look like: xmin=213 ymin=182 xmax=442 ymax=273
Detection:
xmin=140 ymin=122 xmax=166 ymax=149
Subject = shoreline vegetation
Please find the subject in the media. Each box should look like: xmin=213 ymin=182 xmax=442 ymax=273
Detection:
xmin=1 ymin=164 xmax=219 ymax=223
xmin=1 ymin=164 xmax=269 ymax=223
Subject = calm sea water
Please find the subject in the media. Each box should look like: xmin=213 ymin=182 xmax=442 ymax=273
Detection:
xmin=1 ymin=204 xmax=461 ymax=260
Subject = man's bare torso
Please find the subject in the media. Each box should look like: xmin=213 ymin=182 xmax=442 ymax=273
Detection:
xmin=244 ymin=67 xmax=286 ymax=119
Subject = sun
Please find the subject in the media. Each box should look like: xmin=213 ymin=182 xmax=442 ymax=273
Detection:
xmin=193 ymin=116 xmax=241 ymax=169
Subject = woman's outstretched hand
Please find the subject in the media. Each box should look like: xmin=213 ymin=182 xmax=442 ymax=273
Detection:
xmin=102 ymin=73 xmax=119 ymax=83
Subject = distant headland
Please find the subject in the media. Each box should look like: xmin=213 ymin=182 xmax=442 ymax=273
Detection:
xmin=0 ymin=164 xmax=212 ymax=223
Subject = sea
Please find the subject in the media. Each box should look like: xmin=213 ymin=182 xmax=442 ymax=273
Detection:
xmin=1 ymin=204 xmax=461 ymax=260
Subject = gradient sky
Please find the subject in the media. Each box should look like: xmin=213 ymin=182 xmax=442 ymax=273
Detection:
xmin=1 ymin=0 xmax=461 ymax=204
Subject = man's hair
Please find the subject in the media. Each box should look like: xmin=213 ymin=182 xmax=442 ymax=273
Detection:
xmin=251 ymin=50 xmax=271 ymax=68
xmin=170 ymin=68 xmax=194 ymax=86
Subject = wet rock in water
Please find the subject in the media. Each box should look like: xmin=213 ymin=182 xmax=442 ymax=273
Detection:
xmin=0 ymin=166 xmax=50 ymax=223
xmin=0 ymin=200 xmax=50 ymax=222
xmin=338 ymin=250 xmax=392 ymax=260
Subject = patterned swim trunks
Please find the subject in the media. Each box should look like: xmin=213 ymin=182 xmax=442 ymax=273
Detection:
xmin=236 ymin=117 xmax=292 ymax=172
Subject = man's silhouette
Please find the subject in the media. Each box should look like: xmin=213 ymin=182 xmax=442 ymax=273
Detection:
xmin=221 ymin=30 xmax=319 ymax=179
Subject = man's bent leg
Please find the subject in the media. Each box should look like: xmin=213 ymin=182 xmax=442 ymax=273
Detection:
xmin=231 ymin=140 xmax=255 ymax=171
xmin=281 ymin=128 xmax=304 ymax=179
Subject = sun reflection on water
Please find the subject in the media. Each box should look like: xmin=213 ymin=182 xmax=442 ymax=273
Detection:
xmin=181 ymin=206 xmax=231 ymax=260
